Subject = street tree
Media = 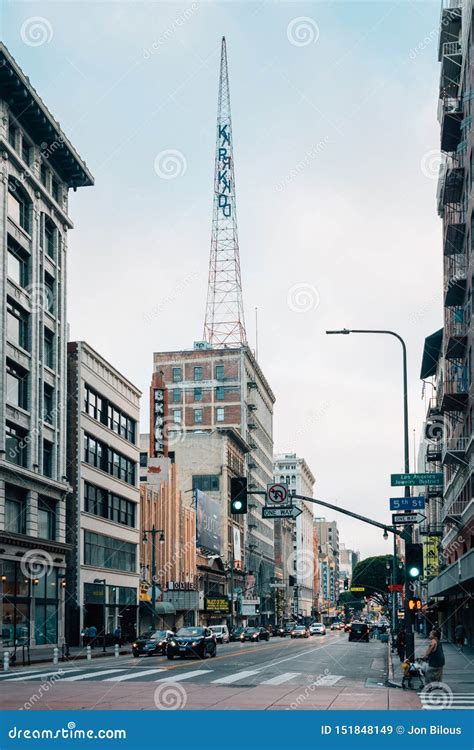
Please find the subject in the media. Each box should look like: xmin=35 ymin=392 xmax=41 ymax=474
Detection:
xmin=350 ymin=555 xmax=405 ymax=606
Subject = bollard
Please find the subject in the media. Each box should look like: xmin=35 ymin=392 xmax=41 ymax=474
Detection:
xmin=114 ymin=644 xmax=119 ymax=658
xmin=3 ymin=651 xmax=10 ymax=673
xmin=53 ymin=647 xmax=59 ymax=666
xmin=86 ymin=645 xmax=92 ymax=661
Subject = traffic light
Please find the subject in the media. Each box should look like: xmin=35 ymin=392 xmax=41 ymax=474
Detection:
xmin=230 ymin=477 xmax=248 ymax=515
xmin=408 ymin=598 xmax=422 ymax=612
xmin=405 ymin=543 xmax=423 ymax=580
xmin=343 ymin=578 xmax=349 ymax=591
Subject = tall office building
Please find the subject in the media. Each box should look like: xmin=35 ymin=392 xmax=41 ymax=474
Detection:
xmin=314 ymin=518 xmax=340 ymax=619
xmin=0 ymin=44 xmax=93 ymax=648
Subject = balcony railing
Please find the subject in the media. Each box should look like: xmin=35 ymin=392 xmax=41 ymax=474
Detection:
xmin=439 ymin=97 xmax=463 ymax=152
xmin=439 ymin=368 xmax=469 ymax=412
xmin=442 ymin=436 xmax=470 ymax=466
xmin=443 ymin=220 xmax=465 ymax=255
xmin=444 ymin=254 xmax=467 ymax=305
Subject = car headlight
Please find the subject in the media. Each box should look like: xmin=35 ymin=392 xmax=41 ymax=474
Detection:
xmin=291 ymin=630 xmax=296 ymax=635
xmin=132 ymin=643 xmax=138 ymax=648
xmin=170 ymin=640 xmax=177 ymax=647
xmin=240 ymin=634 xmax=245 ymax=639
xmin=192 ymin=641 xmax=198 ymax=647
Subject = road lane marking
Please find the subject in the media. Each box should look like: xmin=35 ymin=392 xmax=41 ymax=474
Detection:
xmin=156 ymin=669 xmax=211 ymax=682
xmin=104 ymin=669 xmax=164 ymax=682
xmin=5 ymin=668 xmax=85 ymax=682
xmin=62 ymin=669 xmax=126 ymax=681
xmin=261 ymin=672 xmax=300 ymax=685
xmin=212 ymin=669 xmax=260 ymax=684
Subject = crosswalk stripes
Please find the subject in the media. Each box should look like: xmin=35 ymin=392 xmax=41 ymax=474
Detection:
xmin=155 ymin=669 xmax=211 ymax=683
xmin=104 ymin=669 xmax=165 ymax=682
xmin=421 ymin=694 xmax=474 ymax=710
xmin=62 ymin=669 xmax=126 ymax=681
xmin=4 ymin=668 xmax=86 ymax=682
xmin=211 ymin=669 xmax=260 ymax=684
xmin=261 ymin=672 xmax=300 ymax=685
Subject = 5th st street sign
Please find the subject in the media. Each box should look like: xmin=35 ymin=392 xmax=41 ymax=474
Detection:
xmin=391 ymin=472 xmax=443 ymax=487
xmin=262 ymin=506 xmax=302 ymax=520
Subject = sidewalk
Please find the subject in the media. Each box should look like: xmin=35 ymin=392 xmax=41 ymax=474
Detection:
xmin=1 ymin=644 xmax=132 ymax=669
xmin=388 ymin=632 xmax=474 ymax=692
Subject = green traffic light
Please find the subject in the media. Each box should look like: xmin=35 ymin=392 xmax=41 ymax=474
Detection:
xmin=233 ymin=500 xmax=243 ymax=511
xmin=408 ymin=566 xmax=420 ymax=578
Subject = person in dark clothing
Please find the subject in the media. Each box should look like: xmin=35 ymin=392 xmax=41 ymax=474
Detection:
xmin=87 ymin=624 xmax=97 ymax=649
xmin=422 ymin=628 xmax=445 ymax=685
xmin=114 ymin=626 xmax=122 ymax=646
xmin=396 ymin=629 xmax=406 ymax=662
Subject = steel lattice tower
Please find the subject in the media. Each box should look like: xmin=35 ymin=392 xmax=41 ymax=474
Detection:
xmin=203 ymin=37 xmax=247 ymax=348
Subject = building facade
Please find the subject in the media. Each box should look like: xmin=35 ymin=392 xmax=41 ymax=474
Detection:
xmin=314 ymin=518 xmax=340 ymax=622
xmin=152 ymin=343 xmax=276 ymax=622
xmin=419 ymin=0 xmax=474 ymax=646
xmin=0 ymin=44 xmax=93 ymax=648
xmin=65 ymin=342 xmax=141 ymax=645
xmin=273 ymin=453 xmax=316 ymax=620
xmin=338 ymin=544 xmax=360 ymax=591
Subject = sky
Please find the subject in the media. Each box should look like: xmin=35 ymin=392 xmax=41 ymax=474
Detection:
xmin=2 ymin=0 xmax=444 ymax=559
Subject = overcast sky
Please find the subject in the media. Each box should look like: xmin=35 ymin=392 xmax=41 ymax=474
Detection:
xmin=3 ymin=0 xmax=443 ymax=559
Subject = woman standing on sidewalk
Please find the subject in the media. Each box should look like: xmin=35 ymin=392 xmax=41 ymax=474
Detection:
xmin=422 ymin=628 xmax=445 ymax=685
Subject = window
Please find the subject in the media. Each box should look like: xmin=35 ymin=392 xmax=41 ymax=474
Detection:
xmin=43 ymin=441 xmax=53 ymax=478
xmin=192 ymin=475 xmax=220 ymax=492
xmin=194 ymin=388 xmax=202 ymax=402
xmin=172 ymin=409 xmax=182 ymax=423
xmin=8 ymin=121 xmax=17 ymax=148
xmin=84 ymin=482 xmax=137 ymax=529
xmin=6 ymin=423 xmax=27 ymax=467
xmin=51 ymin=178 xmax=59 ymax=203
xmin=84 ymin=385 xmax=103 ymax=422
xmin=215 ymin=386 xmax=225 ymax=401
xmin=44 ymin=273 xmax=55 ymax=314
xmin=21 ymin=138 xmax=30 ymax=166
xmin=107 ymin=403 xmax=136 ymax=443
xmin=172 ymin=367 xmax=182 ymax=382
xmin=216 ymin=407 xmax=225 ymax=422
xmin=172 ymin=389 xmax=181 ymax=403
xmin=84 ymin=483 xmax=108 ymax=518
xmin=40 ymin=163 xmax=48 ymax=188
xmin=8 ymin=181 xmax=30 ymax=234
xmin=194 ymin=366 xmax=203 ymax=381
xmin=140 ymin=452 xmax=148 ymax=468
xmin=6 ymin=300 xmax=28 ymax=350
xmin=38 ymin=497 xmax=57 ymax=540
xmin=43 ymin=385 xmax=54 ymax=423
xmin=194 ymin=409 xmax=203 ymax=423
xmin=84 ymin=531 xmax=137 ymax=572
xmin=44 ymin=218 xmax=56 ymax=260
xmin=107 ymin=446 xmax=135 ymax=485
xmin=5 ymin=487 xmax=27 ymax=534
xmin=44 ymin=329 xmax=54 ymax=368
xmin=7 ymin=243 xmax=28 ymax=287
xmin=215 ymin=365 xmax=225 ymax=381
xmin=6 ymin=361 xmax=28 ymax=409
xmin=84 ymin=434 xmax=104 ymax=470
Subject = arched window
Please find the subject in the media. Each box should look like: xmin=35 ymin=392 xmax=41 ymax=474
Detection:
xmin=7 ymin=179 xmax=31 ymax=234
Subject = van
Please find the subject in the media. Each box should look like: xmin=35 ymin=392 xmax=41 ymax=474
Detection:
xmin=209 ymin=625 xmax=229 ymax=644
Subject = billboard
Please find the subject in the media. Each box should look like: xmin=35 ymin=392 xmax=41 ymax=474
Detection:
xmin=196 ymin=489 xmax=221 ymax=555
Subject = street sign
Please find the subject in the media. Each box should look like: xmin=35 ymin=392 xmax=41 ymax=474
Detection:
xmin=262 ymin=506 xmax=302 ymax=519
xmin=392 ymin=512 xmax=426 ymax=525
xmin=266 ymin=482 xmax=290 ymax=506
xmin=350 ymin=587 xmax=365 ymax=592
xmin=391 ymin=472 xmax=443 ymax=487
xmin=389 ymin=496 xmax=425 ymax=511
xmin=269 ymin=583 xmax=286 ymax=588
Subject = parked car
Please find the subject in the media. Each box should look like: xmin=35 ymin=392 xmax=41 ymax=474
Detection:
xmin=348 ymin=622 xmax=370 ymax=643
xmin=167 ymin=627 xmax=217 ymax=659
xmin=132 ymin=630 xmax=173 ymax=657
xmin=229 ymin=627 xmax=246 ymax=642
xmin=209 ymin=625 xmax=229 ymax=644
xmin=291 ymin=625 xmax=309 ymax=639
xmin=240 ymin=627 xmax=270 ymax=642
xmin=309 ymin=623 xmax=326 ymax=636
xmin=344 ymin=623 xmax=351 ymax=632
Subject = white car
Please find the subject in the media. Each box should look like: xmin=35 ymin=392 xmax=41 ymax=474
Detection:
xmin=309 ymin=623 xmax=326 ymax=635
xmin=209 ymin=625 xmax=230 ymax=643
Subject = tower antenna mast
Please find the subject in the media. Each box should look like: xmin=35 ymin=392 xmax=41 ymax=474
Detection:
xmin=203 ymin=37 xmax=247 ymax=348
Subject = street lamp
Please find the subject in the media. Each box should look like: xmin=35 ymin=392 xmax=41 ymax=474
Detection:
xmin=142 ymin=527 xmax=165 ymax=630
xmin=93 ymin=578 xmax=107 ymax=653
xmin=326 ymin=327 xmax=414 ymax=660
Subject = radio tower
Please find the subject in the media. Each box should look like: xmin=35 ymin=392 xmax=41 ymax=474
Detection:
xmin=203 ymin=37 xmax=247 ymax=348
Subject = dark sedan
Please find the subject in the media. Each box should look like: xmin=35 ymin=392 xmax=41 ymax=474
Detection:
xmin=240 ymin=627 xmax=270 ymax=642
xmin=229 ymin=627 xmax=246 ymax=642
xmin=348 ymin=622 xmax=370 ymax=643
xmin=167 ymin=627 xmax=217 ymax=660
xmin=132 ymin=630 xmax=173 ymax=658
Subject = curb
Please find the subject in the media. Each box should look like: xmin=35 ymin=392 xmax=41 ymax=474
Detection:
xmin=386 ymin=640 xmax=403 ymax=689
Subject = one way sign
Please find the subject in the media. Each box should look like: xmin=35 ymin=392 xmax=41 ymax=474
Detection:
xmin=392 ymin=512 xmax=426 ymax=525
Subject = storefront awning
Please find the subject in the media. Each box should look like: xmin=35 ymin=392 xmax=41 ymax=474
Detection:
xmin=420 ymin=328 xmax=443 ymax=379
xmin=139 ymin=601 xmax=176 ymax=615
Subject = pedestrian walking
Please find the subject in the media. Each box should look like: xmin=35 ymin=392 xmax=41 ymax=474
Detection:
xmin=88 ymin=624 xmax=97 ymax=649
xmin=114 ymin=626 xmax=122 ymax=646
xmin=396 ymin=629 xmax=406 ymax=662
xmin=422 ymin=628 xmax=445 ymax=685
xmin=455 ymin=623 xmax=465 ymax=651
